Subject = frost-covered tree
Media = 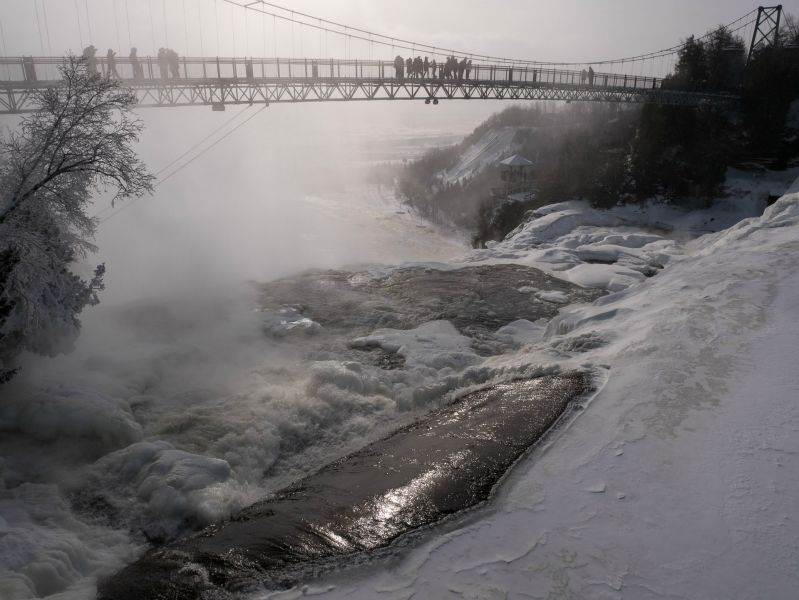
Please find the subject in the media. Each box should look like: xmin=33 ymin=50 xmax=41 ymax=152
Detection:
xmin=0 ymin=57 xmax=153 ymax=383
xmin=780 ymin=13 xmax=799 ymax=46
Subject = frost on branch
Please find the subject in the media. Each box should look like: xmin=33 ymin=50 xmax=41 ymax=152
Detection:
xmin=0 ymin=56 xmax=153 ymax=383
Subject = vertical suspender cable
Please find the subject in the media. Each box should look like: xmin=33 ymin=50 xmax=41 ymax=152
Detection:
xmin=162 ymin=0 xmax=168 ymax=47
xmin=183 ymin=0 xmax=190 ymax=55
xmin=33 ymin=0 xmax=46 ymax=55
xmin=113 ymin=0 xmax=122 ymax=52
xmin=42 ymin=0 xmax=53 ymax=55
xmin=215 ymin=0 xmax=220 ymax=55
xmin=75 ymin=0 xmax=84 ymax=48
xmin=244 ymin=6 xmax=250 ymax=57
xmin=230 ymin=3 xmax=237 ymax=56
xmin=0 ymin=19 xmax=10 ymax=80
xmin=0 ymin=20 xmax=7 ymax=57
xmin=149 ymin=0 xmax=156 ymax=52
xmin=198 ymin=0 xmax=205 ymax=57
xmin=84 ymin=0 xmax=93 ymax=43
xmin=125 ymin=0 xmax=132 ymax=50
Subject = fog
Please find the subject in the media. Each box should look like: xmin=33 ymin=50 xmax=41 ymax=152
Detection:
xmin=90 ymin=101 xmax=514 ymax=304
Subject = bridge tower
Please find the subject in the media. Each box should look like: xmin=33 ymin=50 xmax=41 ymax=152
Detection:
xmin=747 ymin=5 xmax=783 ymax=65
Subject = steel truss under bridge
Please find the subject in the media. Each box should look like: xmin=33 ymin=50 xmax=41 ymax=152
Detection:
xmin=0 ymin=56 xmax=738 ymax=115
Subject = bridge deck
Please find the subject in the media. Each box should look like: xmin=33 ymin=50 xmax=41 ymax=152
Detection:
xmin=0 ymin=56 xmax=737 ymax=113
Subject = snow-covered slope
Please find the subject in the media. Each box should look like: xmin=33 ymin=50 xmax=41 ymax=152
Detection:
xmin=439 ymin=127 xmax=518 ymax=185
xmin=289 ymin=175 xmax=799 ymax=599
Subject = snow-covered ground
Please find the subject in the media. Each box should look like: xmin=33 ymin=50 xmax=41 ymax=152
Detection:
xmin=268 ymin=173 xmax=799 ymax=599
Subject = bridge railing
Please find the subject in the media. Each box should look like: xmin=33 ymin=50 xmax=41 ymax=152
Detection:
xmin=0 ymin=56 xmax=664 ymax=91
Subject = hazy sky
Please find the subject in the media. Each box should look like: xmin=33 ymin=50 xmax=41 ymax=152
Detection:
xmin=1 ymin=0 xmax=797 ymax=64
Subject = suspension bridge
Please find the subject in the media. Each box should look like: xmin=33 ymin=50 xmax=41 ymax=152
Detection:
xmin=0 ymin=2 xmax=786 ymax=114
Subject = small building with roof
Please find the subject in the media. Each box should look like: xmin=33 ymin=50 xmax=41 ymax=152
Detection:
xmin=497 ymin=154 xmax=535 ymax=196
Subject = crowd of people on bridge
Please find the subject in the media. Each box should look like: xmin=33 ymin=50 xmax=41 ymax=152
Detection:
xmin=81 ymin=45 xmax=181 ymax=80
xmin=393 ymin=55 xmax=473 ymax=80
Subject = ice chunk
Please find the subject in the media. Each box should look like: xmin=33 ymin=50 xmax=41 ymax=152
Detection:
xmin=537 ymin=290 xmax=569 ymax=304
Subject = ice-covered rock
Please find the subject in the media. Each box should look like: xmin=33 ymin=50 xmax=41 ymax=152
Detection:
xmin=351 ymin=320 xmax=480 ymax=371
xmin=78 ymin=441 xmax=243 ymax=541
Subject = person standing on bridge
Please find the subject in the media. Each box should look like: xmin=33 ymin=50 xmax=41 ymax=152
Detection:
xmin=588 ymin=66 xmax=595 ymax=86
xmin=106 ymin=49 xmax=120 ymax=79
xmin=466 ymin=59 xmax=472 ymax=80
xmin=82 ymin=46 xmax=97 ymax=76
xmin=423 ymin=56 xmax=430 ymax=77
xmin=130 ymin=47 xmax=144 ymax=80
xmin=580 ymin=69 xmax=587 ymax=84
xmin=394 ymin=55 xmax=404 ymax=79
xmin=167 ymin=49 xmax=180 ymax=79
xmin=157 ymin=49 xmax=168 ymax=79
xmin=431 ymin=58 xmax=437 ymax=79
xmin=406 ymin=57 xmax=413 ymax=78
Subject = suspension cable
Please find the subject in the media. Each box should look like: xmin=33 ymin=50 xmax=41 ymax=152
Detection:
xmin=95 ymin=105 xmax=250 ymax=219
xmin=220 ymin=0 xmax=759 ymax=68
xmin=98 ymin=105 xmax=267 ymax=224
